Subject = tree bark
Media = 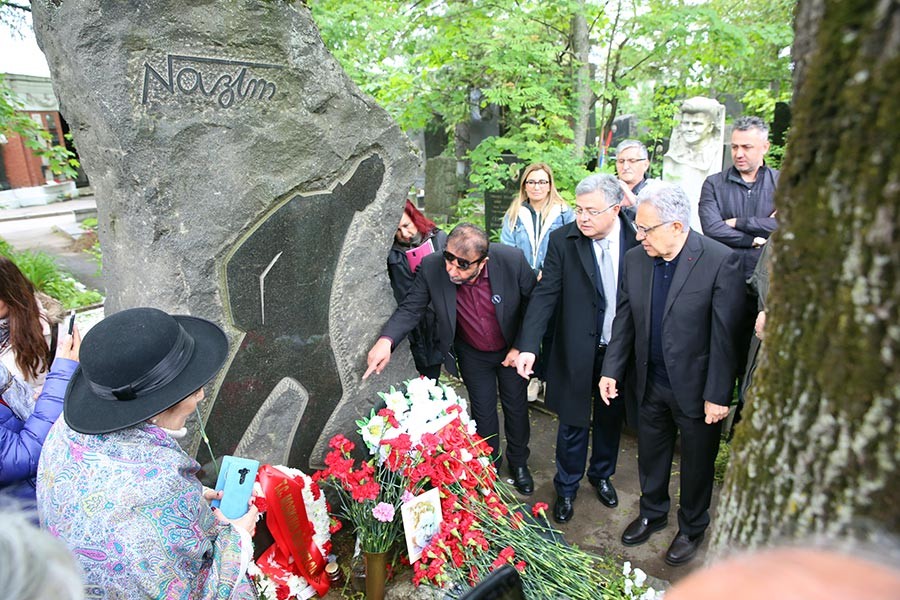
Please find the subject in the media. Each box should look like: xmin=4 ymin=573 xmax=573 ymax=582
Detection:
xmin=710 ymin=0 xmax=900 ymax=554
xmin=571 ymin=1 xmax=592 ymax=160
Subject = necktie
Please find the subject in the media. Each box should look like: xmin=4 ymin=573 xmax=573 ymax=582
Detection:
xmin=599 ymin=238 xmax=616 ymax=343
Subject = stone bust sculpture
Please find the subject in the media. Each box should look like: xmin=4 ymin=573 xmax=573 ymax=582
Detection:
xmin=662 ymin=96 xmax=725 ymax=232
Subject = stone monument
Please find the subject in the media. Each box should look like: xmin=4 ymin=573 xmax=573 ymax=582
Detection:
xmin=31 ymin=0 xmax=419 ymax=470
xmin=662 ymin=96 xmax=725 ymax=232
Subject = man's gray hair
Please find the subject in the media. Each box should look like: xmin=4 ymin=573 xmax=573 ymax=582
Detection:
xmin=448 ymin=222 xmax=489 ymax=257
xmin=636 ymin=181 xmax=691 ymax=227
xmin=733 ymin=115 xmax=769 ymax=137
xmin=0 ymin=508 xmax=85 ymax=600
xmin=575 ymin=173 xmax=624 ymax=206
xmin=615 ymin=139 xmax=648 ymax=160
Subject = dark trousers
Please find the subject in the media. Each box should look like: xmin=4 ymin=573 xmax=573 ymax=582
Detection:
xmin=553 ymin=345 xmax=624 ymax=496
xmin=734 ymin=289 xmax=759 ymax=398
xmin=731 ymin=289 xmax=760 ymax=427
xmin=417 ymin=363 xmax=442 ymax=381
xmin=638 ymin=377 xmax=722 ymax=537
xmin=454 ymin=339 xmax=530 ymax=468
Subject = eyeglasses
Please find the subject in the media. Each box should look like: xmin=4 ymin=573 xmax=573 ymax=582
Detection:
xmin=634 ymin=221 xmax=673 ymax=236
xmin=616 ymin=158 xmax=647 ymax=165
xmin=443 ymin=250 xmax=487 ymax=270
xmin=574 ymin=203 xmax=619 ymax=218
xmin=524 ymin=179 xmax=550 ymax=187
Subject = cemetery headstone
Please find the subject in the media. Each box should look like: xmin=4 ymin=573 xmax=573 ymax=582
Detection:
xmin=32 ymin=0 xmax=418 ymax=470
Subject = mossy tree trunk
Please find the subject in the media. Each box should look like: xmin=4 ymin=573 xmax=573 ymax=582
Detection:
xmin=710 ymin=0 xmax=899 ymax=553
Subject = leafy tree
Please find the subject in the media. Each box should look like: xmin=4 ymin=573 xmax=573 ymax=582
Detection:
xmin=309 ymin=0 xmax=595 ymax=196
xmin=0 ymin=2 xmax=79 ymax=181
xmin=711 ymin=0 xmax=899 ymax=551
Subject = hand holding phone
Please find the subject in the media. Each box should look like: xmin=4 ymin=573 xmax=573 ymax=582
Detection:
xmin=210 ymin=456 xmax=260 ymax=519
xmin=56 ymin=317 xmax=81 ymax=362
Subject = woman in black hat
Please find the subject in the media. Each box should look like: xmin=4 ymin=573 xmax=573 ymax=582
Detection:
xmin=36 ymin=307 xmax=258 ymax=599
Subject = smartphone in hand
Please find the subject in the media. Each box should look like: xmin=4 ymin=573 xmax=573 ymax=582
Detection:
xmin=210 ymin=455 xmax=260 ymax=519
xmin=67 ymin=310 xmax=76 ymax=335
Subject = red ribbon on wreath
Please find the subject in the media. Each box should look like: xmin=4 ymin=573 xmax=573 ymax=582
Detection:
xmin=256 ymin=465 xmax=330 ymax=597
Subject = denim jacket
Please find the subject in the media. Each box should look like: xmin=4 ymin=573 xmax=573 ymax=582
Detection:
xmin=501 ymin=203 xmax=574 ymax=273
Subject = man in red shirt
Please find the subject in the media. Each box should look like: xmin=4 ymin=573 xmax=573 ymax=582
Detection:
xmin=365 ymin=223 xmax=537 ymax=494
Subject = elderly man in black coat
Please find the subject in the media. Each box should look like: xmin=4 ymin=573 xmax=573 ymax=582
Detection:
xmin=600 ymin=182 xmax=744 ymax=567
xmin=514 ymin=173 xmax=638 ymax=523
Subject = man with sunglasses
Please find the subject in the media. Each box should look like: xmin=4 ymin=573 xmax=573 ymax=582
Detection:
xmin=599 ymin=182 xmax=744 ymax=567
xmin=513 ymin=173 xmax=638 ymax=524
xmin=364 ymin=223 xmax=537 ymax=495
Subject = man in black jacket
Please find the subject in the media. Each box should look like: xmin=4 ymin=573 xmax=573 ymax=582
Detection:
xmin=699 ymin=115 xmax=780 ymax=423
xmin=600 ymin=183 xmax=744 ymax=566
xmin=365 ymin=223 xmax=537 ymax=495
xmin=514 ymin=173 xmax=638 ymax=524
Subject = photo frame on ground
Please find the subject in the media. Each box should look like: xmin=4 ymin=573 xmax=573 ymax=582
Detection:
xmin=401 ymin=487 xmax=442 ymax=563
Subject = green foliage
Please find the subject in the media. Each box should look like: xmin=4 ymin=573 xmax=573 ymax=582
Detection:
xmin=309 ymin=0 xmax=793 ymax=200
xmin=0 ymin=74 xmax=80 ymax=180
xmin=79 ymin=217 xmax=98 ymax=230
xmin=0 ymin=238 xmax=103 ymax=309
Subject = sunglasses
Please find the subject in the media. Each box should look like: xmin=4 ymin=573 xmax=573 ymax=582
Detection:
xmin=443 ymin=250 xmax=487 ymax=270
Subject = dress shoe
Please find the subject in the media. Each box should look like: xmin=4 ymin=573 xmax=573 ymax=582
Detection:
xmin=621 ymin=515 xmax=668 ymax=546
xmin=553 ymin=495 xmax=575 ymax=523
xmin=510 ymin=465 xmax=534 ymax=495
xmin=665 ymin=531 xmax=704 ymax=566
xmin=594 ymin=478 xmax=618 ymax=508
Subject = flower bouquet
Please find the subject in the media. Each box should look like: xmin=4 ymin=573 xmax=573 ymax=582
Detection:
xmin=248 ymin=465 xmax=336 ymax=600
xmin=318 ymin=377 xmax=663 ymax=599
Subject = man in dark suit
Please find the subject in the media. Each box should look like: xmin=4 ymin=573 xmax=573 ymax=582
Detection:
xmin=599 ymin=182 xmax=744 ymax=566
xmin=364 ymin=223 xmax=537 ymax=494
xmin=513 ymin=173 xmax=638 ymax=523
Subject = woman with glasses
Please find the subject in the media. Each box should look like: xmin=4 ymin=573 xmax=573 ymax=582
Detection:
xmin=387 ymin=200 xmax=447 ymax=381
xmin=500 ymin=163 xmax=573 ymax=401
xmin=500 ymin=163 xmax=574 ymax=277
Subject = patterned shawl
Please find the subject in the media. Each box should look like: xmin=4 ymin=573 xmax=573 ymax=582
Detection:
xmin=37 ymin=420 xmax=257 ymax=600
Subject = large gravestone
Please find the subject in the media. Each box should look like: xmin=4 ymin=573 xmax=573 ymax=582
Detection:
xmin=31 ymin=1 xmax=418 ymax=470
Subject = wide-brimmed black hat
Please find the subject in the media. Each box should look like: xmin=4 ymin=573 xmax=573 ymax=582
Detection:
xmin=64 ymin=307 xmax=228 ymax=434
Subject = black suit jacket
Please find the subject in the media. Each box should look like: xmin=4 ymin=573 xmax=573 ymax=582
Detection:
xmin=380 ymin=243 xmax=537 ymax=377
xmin=516 ymin=215 xmax=638 ymax=427
xmin=601 ymin=231 xmax=744 ymax=418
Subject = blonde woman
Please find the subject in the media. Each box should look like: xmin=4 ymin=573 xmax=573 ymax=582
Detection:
xmin=500 ymin=163 xmax=574 ymax=277
xmin=501 ymin=163 xmax=573 ymax=401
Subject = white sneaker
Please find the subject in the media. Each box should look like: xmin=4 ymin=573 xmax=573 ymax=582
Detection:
xmin=527 ymin=378 xmax=541 ymax=402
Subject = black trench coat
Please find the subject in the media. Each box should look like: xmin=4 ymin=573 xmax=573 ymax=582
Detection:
xmin=516 ymin=216 xmax=638 ymax=427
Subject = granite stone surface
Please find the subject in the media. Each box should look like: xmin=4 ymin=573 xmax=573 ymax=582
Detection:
xmin=32 ymin=0 xmax=419 ymax=469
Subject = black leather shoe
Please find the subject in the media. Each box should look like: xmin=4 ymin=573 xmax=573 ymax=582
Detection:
xmin=621 ymin=515 xmax=668 ymax=546
xmin=594 ymin=478 xmax=618 ymax=508
xmin=665 ymin=531 xmax=704 ymax=566
xmin=553 ymin=496 xmax=575 ymax=523
xmin=510 ymin=466 xmax=534 ymax=495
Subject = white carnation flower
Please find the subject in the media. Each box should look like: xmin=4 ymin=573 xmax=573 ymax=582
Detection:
xmin=383 ymin=390 xmax=409 ymax=414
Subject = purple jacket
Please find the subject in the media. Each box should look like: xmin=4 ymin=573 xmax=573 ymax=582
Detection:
xmin=0 ymin=358 xmax=77 ymax=501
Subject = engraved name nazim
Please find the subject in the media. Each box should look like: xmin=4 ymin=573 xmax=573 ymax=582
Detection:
xmin=142 ymin=54 xmax=283 ymax=109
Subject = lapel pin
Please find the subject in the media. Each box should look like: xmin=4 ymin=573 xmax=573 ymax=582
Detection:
xmin=491 ymin=295 xmax=502 ymax=305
